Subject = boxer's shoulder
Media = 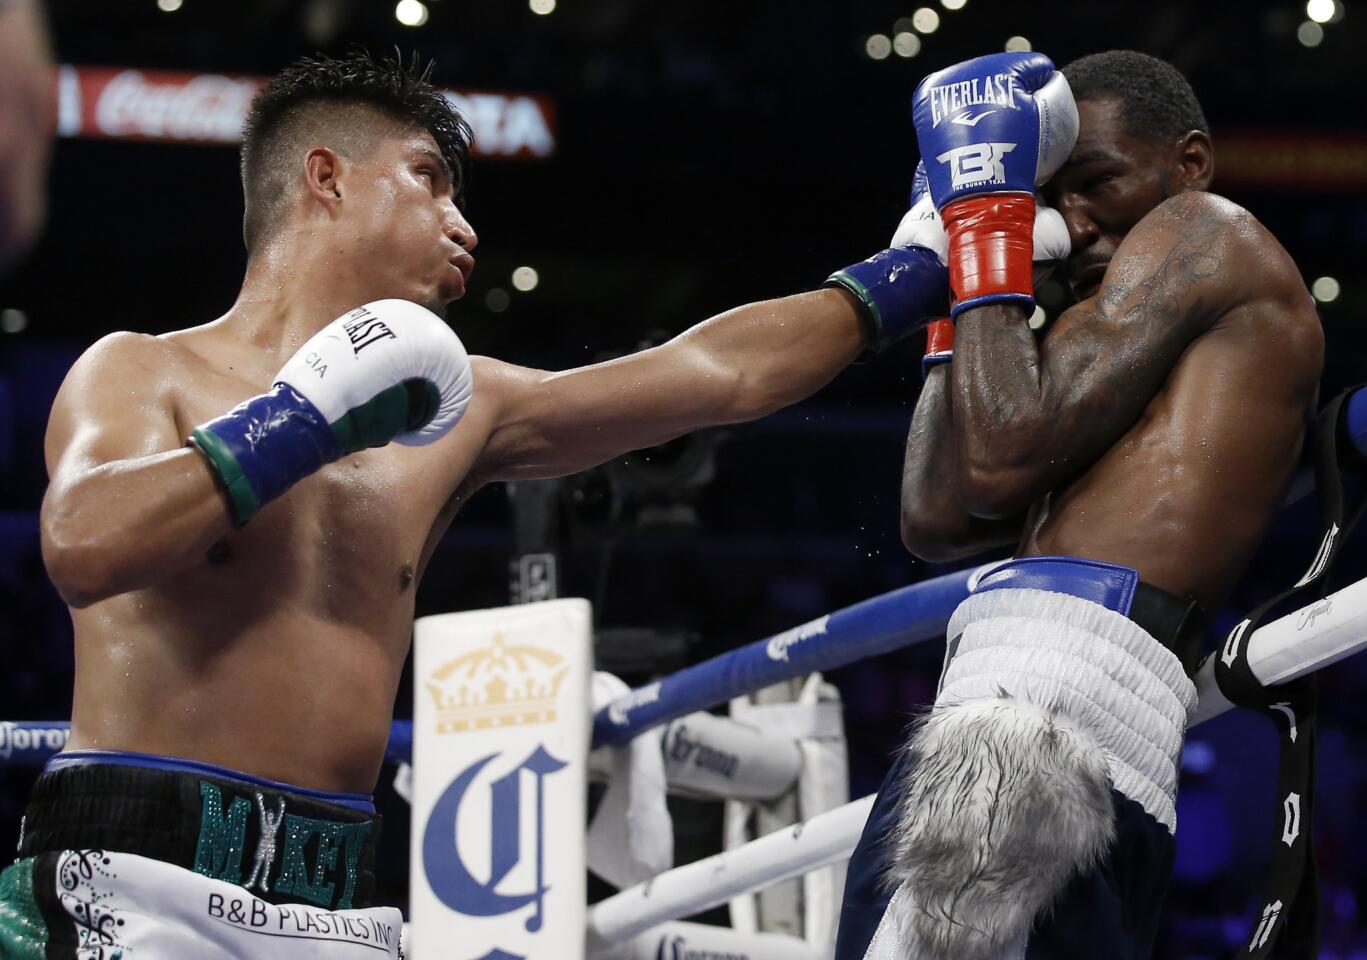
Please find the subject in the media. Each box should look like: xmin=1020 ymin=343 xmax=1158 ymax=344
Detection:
xmin=461 ymin=353 xmax=540 ymax=424
xmin=71 ymin=325 xmax=239 ymax=392
xmin=76 ymin=328 xmax=179 ymax=368
xmin=1176 ymin=194 xmax=1321 ymax=363
xmin=57 ymin=330 xmax=187 ymax=410
xmin=1145 ymin=192 xmax=1307 ymax=297
xmin=1126 ymin=191 xmax=1320 ymax=349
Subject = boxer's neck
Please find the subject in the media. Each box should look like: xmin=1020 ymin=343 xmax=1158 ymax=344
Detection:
xmin=227 ymin=227 xmax=381 ymax=358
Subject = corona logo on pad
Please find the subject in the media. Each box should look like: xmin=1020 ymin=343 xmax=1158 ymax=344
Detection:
xmin=424 ymin=632 xmax=570 ymax=734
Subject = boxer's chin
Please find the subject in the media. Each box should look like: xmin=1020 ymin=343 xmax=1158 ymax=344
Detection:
xmin=884 ymin=697 xmax=1115 ymax=960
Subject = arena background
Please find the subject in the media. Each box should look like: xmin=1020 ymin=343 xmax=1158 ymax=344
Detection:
xmin=1 ymin=1 xmax=1365 ymax=956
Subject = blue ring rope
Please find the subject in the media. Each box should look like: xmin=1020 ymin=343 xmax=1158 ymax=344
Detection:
xmin=591 ymin=563 xmax=984 ymax=748
xmin=0 ymin=565 xmax=984 ymax=767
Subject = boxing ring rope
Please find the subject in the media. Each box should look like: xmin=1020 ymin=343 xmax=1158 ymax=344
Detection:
xmin=6 ymin=434 xmax=1367 ymax=954
xmin=0 ymin=711 xmax=805 ymax=802
xmin=0 ymin=563 xmax=990 ymax=770
xmin=8 ymin=562 xmax=1367 ymax=946
xmin=591 ymin=562 xmax=990 ymax=748
xmin=585 ymin=566 xmax=1367 ymax=947
xmin=0 ymin=719 xmax=417 ymax=768
xmin=585 ymin=795 xmax=877 ymax=952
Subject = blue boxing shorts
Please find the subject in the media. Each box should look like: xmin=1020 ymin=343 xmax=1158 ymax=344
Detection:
xmin=836 ymin=556 xmax=1204 ymax=960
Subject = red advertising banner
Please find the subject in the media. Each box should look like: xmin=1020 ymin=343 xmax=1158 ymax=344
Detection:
xmin=55 ymin=65 xmax=557 ymax=159
xmin=1215 ymin=131 xmax=1367 ymax=191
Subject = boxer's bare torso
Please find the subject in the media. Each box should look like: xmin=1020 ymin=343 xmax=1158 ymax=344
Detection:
xmin=1017 ymin=199 xmax=1322 ymax=608
xmin=45 ymin=282 xmax=866 ymax=792
xmin=57 ymin=324 xmax=483 ymax=791
xmin=39 ymin=101 xmax=874 ymax=798
xmin=902 ymin=109 xmax=1323 ymax=616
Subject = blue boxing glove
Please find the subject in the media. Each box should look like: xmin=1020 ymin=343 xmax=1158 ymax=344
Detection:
xmin=825 ymin=165 xmax=950 ymax=352
xmin=911 ymin=52 xmax=1077 ymax=318
xmin=903 ymin=162 xmax=952 ymax=377
xmin=190 ymin=300 xmax=473 ymax=525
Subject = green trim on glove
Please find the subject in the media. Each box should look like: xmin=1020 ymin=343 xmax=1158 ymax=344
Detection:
xmin=825 ymin=270 xmax=883 ymax=334
xmin=330 ymin=381 xmax=423 ymax=456
xmin=189 ymin=427 xmax=262 ymax=526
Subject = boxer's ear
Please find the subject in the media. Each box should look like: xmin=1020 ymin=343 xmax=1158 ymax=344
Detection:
xmin=1172 ymin=130 xmax=1213 ymax=193
xmin=304 ymin=146 xmax=345 ymax=211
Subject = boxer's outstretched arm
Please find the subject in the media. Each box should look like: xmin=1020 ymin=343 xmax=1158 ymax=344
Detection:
xmin=900 ymin=368 xmax=1023 ymax=561
xmin=473 ymin=288 xmax=867 ymax=482
xmin=950 ymin=192 xmax=1311 ymax=517
xmin=41 ymin=334 xmax=233 ymax=607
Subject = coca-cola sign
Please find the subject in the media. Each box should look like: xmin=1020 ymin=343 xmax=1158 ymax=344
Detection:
xmin=55 ymin=65 xmax=556 ymax=158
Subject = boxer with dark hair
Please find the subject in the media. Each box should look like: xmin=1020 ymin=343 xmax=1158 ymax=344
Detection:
xmin=838 ymin=50 xmax=1322 ymax=960
xmin=0 ymin=49 xmax=953 ymax=955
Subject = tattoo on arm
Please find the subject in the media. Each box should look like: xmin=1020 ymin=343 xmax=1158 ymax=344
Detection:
xmin=952 ymin=198 xmax=1229 ymax=508
xmin=901 ymin=368 xmax=1023 ymax=557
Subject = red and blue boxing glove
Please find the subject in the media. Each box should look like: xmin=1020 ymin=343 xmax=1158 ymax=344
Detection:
xmin=893 ymin=160 xmax=1069 ymax=377
xmin=912 ymin=52 xmax=1077 ymax=319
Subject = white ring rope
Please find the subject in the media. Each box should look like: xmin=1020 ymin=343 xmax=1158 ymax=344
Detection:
xmin=589 ymin=569 xmax=1367 ymax=947
xmin=586 ymin=795 xmax=876 ymax=949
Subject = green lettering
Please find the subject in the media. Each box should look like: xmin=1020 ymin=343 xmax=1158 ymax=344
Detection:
xmin=193 ymin=781 xmax=250 ymax=883
xmin=272 ymin=814 xmax=332 ymax=907
xmin=310 ymin=822 xmax=342 ymax=901
xmin=335 ymin=821 xmax=371 ymax=909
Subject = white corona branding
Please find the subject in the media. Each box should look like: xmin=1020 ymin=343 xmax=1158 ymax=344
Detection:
xmin=424 ymin=632 xmax=569 ymax=734
xmin=926 ymin=73 xmax=1020 ymax=126
xmin=0 ymin=722 xmax=69 ymax=761
xmin=1295 ymin=597 xmax=1332 ymax=631
xmin=656 ymin=935 xmax=751 ymax=960
xmin=765 ymin=614 xmax=831 ymax=662
xmin=607 ymin=682 xmax=662 ymax=726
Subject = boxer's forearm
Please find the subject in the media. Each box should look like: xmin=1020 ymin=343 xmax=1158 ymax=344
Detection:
xmin=476 ymin=288 xmax=868 ymax=483
xmin=951 ymin=303 xmax=1053 ymax=515
xmin=41 ymin=449 xmax=234 ymax=607
xmin=902 ymin=369 xmax=1022 ymax=559
xmin=950 ymin=194 xmax=1244 ymax=516
xmin=683 ymin=287 xmax=868 ymax=421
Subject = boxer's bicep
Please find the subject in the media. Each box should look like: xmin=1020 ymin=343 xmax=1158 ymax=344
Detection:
xmin=1046 ymin=198 xmax=1229 ymax=424
xmin=1024 ymin=196 xmax=1237 ymax=482
xmin=477 ymin=291 xmax=865 ymax=481
xmin=42 ymin=336 xmax=233 ymax=606
xmin=474 ymin=346 xmax=734 ymax=482
xmin=45 ymin=333 xmax=183 ymax=484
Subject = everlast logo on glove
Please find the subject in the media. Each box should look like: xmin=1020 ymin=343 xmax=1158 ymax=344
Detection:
xmin=342 ymin=309 xmax=398 ymax=355
xmin=926 ymin=74 xmax=1020 ymax=126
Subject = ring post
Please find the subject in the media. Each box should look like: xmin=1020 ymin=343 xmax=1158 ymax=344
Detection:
xmin=410 ymin=599 xmax=592 ymax=960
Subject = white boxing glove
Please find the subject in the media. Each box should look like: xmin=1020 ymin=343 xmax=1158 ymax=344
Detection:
xmin=191 ymin=299 xmax=472 ymax=524
xmin=275 ymin=299 xmax=472 ymax=448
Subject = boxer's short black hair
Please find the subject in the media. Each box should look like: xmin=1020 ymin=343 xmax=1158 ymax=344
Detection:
xmin=240 ymin=49 xmax=472 ymax=253
xmin=1062 ymin=50 xmax=1209 ymax=143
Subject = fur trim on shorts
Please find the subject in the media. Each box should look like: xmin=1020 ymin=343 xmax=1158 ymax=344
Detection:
xmin=882 ymin=695 xmax=1115 ymax=960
